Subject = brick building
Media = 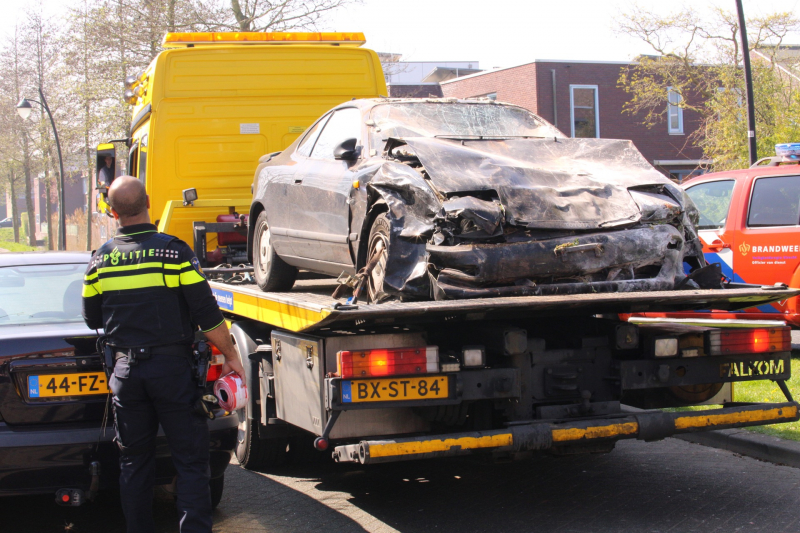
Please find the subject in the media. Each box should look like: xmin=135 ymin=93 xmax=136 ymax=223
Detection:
xmin=441 ymin=60 xmax=707 ymax=181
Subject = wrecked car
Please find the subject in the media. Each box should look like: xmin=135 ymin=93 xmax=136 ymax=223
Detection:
xmin=248 ymin=98 xmax=709 ymax=302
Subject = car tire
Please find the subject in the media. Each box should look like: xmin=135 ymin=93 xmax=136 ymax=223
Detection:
xmin=366 ymin=213 xmax=392 ymax=303
xmin=210 ymin=475 xmax=224 ymax=509
xmin=252 ymin=210 xmax=297 ymax=292
xmin=234 ymin=340 xmax=289 ymax=471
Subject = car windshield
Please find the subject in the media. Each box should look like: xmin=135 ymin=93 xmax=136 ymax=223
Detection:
xmin=0 ymin=263 xmax=86 ymax=326
xmin=369 ymin=102 xmax=564 ymax=149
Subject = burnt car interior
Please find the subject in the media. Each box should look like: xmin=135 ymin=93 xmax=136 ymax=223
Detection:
xmin=251 ymin=99 xmax=713 ymax=304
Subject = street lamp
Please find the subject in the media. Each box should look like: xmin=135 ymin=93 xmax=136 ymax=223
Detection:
xmin=16 ymin=88 xmax=66 ymax=251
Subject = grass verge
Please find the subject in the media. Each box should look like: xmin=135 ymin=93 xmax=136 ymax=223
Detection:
xmin=0 ymin=228 xmax=37 ymax=251
xmin=733 ymin=357 xmax=800 ymax=441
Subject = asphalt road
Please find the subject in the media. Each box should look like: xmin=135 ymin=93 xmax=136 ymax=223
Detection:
xmin=4 ymin=437 xmax=800 ymax=533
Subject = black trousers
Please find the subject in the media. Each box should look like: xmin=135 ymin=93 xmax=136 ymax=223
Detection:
xmin=110 ymin=353 xmax=212 ymax=533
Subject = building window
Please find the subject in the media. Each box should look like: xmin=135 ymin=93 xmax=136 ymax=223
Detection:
xmin=570 ymin=85 xmax=599 ymax=138
xmin=667 ymin=87 xmax=683 ymax=134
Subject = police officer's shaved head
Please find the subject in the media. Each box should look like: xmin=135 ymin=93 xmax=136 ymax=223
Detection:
xmin=109 ymin=176 xmax=147 ymax=218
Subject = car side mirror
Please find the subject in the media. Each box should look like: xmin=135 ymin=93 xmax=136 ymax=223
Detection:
xmin=334 ymin=138 xmax=359 ymax=161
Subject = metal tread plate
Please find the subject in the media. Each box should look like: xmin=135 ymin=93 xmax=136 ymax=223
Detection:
xmin=209 ymin=279 xmax=800 ymax=333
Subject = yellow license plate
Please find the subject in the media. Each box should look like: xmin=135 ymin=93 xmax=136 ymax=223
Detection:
xmin=28 ymin=372 xmax=109 ymax=398
xmin=342 ymin=375 xmax=449 ymax=403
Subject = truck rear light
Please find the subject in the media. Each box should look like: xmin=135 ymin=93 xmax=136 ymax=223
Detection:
xmin=462 ymin=346 xmax=486 ymax=367
xmin=207 ymin=343 xmax=225 ymax=382
xmin=707 ymin=327 xmax=791 ymax=356
xmin=654 ymin=338 xmax=679 ymax=357
xmin=337 ymin=347 xmax=438 ymax=379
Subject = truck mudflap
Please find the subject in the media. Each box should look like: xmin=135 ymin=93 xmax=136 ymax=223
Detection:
xmin=332 ymin=402 xmax=799 ymax=464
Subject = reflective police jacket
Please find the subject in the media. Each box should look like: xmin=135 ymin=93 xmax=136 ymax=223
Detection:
xmin=82 ymin=223 xmax=225 ymax=348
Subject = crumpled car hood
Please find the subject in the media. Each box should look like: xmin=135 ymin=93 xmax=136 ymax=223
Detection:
xmin=401 ymin=137 xmax=676 ymax=230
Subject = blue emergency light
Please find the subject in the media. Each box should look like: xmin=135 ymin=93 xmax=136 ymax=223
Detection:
xmin=775 ymin=143 xmax=800 ymax=159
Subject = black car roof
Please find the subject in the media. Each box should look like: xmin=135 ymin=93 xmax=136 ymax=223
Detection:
xmin=0 ymin=251 xmax=91 ymax=268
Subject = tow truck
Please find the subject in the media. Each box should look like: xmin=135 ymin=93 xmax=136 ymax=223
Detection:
xmin=101 ymin=33 xmax=800 ymax=468
xmin=202 ymin=271 xmax=799 ymax=467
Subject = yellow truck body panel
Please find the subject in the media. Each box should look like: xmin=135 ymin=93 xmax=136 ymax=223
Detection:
xmin=128 ymin=41 xmax=387 ymax=245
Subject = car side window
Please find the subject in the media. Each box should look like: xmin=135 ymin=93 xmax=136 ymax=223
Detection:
xmin=747 ymin=175 xmax=800 ymax=227
xmin=685 ymin=180 xmax=735 ymax=230
xmin=296 ymin=114 xmax=331 ymax=158
xmin=310 ymin=108 xmax=361 ymax=160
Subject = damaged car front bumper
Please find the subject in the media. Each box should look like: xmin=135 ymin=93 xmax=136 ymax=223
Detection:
xmin=428 ymin=224 xmax=685 ymax=299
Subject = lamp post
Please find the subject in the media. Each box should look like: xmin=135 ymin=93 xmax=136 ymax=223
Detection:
xmin=16 ymin=87 xmax=66 ymax=251
xmin=735 ymin=0 xmax=758 ymax=165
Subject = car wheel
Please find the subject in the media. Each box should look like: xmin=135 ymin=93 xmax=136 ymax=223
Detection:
xmin=366 ymin=213 xmax=392 ymax=303
xmin=210 ymin=475 xmax=224 ymax=510
xmin=252 ymin=211 xmax=297 ymax=292
xmin=234 ymin=343 xmax=288 ymax=471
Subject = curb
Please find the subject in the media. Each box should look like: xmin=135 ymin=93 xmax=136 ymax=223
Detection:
xmin=674 ymin=429 xmax=800 ymax=468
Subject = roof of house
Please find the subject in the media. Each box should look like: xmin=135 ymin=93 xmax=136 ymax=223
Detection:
xmin=440 ymin=58 xmax=633 ymax=85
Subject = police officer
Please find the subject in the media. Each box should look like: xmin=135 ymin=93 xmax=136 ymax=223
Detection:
xmin=82 ymin=176 xmax=245 ymax=533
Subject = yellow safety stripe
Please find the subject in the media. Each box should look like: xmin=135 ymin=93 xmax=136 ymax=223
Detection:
xmin=674 ymin=405 xmax=798 ymax=429
xmin=369 ymin=434 xmax=513 ymax=458
xmin=180 ymin=269 xmax=206 ymax=285
xmin=100 ymin=273 xmax=167 ymax=292
xmin=82 ymin=283 xmax=102 ymax=297
xmin=84 ymin=272 xmax=98 ymax=281
xmin=551 ymin=422 xmax=639 ymax=442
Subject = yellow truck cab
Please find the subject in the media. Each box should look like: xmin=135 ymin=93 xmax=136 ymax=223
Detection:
xmin=106 ymin=32 xmax=386 ymax=252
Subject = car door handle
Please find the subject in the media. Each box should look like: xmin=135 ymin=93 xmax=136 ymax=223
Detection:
xmin=707 ymin=239 xmax=730 ymax=252
xmin=294 ymin=179 xmax=303 ymax=184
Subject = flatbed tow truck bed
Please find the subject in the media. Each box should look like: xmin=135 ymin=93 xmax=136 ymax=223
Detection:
xmin=210 ymin=277 xmax=800 ymax=465
xmin=208 ymin=278 xmax=799 ymax=333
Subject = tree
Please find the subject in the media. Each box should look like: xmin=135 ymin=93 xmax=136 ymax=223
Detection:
xmin=223 ymin=0 xmax=354 ymax=32
xmin=616 ymin=5 xmax=800 ymax=170
xmin=0 ymin=26 xmax=38 ymax=246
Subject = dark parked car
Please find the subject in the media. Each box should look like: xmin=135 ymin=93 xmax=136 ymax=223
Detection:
xmin=0 ymin=252 xmax=237 ymax=505
xmin=248 ymin=98 xmax=708 ymax=302
xmin=0 ymin=217 xmax=12 ymax=228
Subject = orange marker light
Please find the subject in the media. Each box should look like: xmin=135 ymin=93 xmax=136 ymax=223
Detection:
xmin=163 ymin=32 xmax=367 ymax=48
xmin=752 ymin=329 xmax=771 ymax=352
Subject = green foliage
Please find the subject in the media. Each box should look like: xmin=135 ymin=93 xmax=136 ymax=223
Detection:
xmin=735 ymin=358 xmax=800 ymax=441
xmin=616 ymin=6 xmax=800 ymax=171
xmin=702 ymin=63 xmax=800 ymax=170
xmin=0 ymin=228 xmax=36 ymax=251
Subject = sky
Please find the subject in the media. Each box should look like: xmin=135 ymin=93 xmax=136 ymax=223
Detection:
xmin=3 ymin=0 xmax=800 ymax=69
